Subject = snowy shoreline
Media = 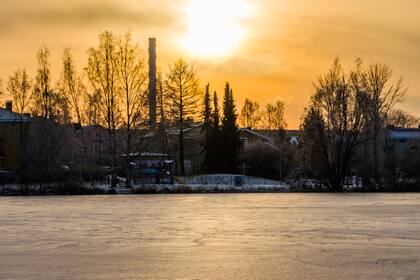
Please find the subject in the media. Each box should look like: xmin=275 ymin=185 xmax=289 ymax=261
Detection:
xmin=0 ymin=183 xmax=291 ymax=196
xmin=0 ymin=174 xmax=291 ymax=195
xmin=2 ymin=173 xmax=418 ymax=195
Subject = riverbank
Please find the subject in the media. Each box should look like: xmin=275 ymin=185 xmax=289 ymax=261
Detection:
xmin=0 ymin=183 xmax=290 ymax=196
xmin=1 ymin=183 xmax=419 ymax=195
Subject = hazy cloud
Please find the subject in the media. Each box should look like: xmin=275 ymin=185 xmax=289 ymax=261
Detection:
xmin=0 ymin=0 xmax=419 ymax=127
xmin=0 ymin=1 xmax=177 ymax=36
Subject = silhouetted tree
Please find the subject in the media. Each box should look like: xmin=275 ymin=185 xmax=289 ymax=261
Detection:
xmin=50 ymin=90 xmax=71 ymax=124
xmin=58 ymin=47 xmax=90 ymax=175
xmin=86 ymin=31 xmax=121 ymax=184
xmin=352 ymin=59 xmax=406 ymax=184
xmin=86 ymin=90 xmax=101 ymax=126
xmin=156 ymin=71 xmax=170 ymax=154
xmin=202 ymin=84 xmax=213 ymax=172
xmin=58 ymin=48 xmax=86 ymax=125
xmin=212 ymin=91 xmax=220 ymax=131
xmin=300 ymin=59 xmax=368 ymax=191
xmin=209 ymin=91 xmax=222 ymax=172
xmin=33 ymin=46 xmax=53 ymax=118
xmin=221 ymin=82 xmax=241 ymax=173
xmin=7 ymin=69 xmax=33 ymax=184
xmin=240 ymin=98 xmax=261 ymax=128
xmin=7 ymin=69 xmax=32 ymax=115
xmin=263 ymin=100 xmax=287 ymax=130
xmin=116 ymin=32 xmax=148 ymax=184
xmin=239 ymin=142 xmax=282 ymax=179
xmin=387 ymin=109 xmax=418 ymax=128
xmin=31 ymin=47 xmax=69 ymax=123
xmin=165 ymin=59 xmax=200 ymax=175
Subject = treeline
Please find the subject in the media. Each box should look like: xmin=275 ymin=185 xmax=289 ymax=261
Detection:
xmin=299 ymin=58 xmax=419 ymax=191
xmin=240 ymin=99 xmax=286 ymax=129
xmin=0 ymin=30 xmax=247 ymax=183
xmin=225 ymin=58 xmax=420 ymax=191
xmin=1 ymin=30 xmax=420 ymax=191
xmin=202 ymin=83 xmax=241 ymax=174
xmin=3 ymin=32 xmax=152 ymax=176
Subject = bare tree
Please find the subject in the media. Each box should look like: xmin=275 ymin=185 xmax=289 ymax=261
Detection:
xmin=240 ymin=98 xmax=261 ymax=128
xmin=85 ymin=90 xmax=104 ymax=167
xmin=86 ymin=31 xmax=121 ymax=182
xmin=58 ymin=48 xmax=87 ymax=125
xmin=263 ymin=100 xmax=286 ymax=130
xmin=51 ymin=90 xmax=71 ymax=124
xmin=7 ymin=69 xmax=32 ymax=115
xmin=387 ymin=109 xmax=418 ymax=128
xmin=153 ymin=71 xmax=171 ymax=156
xmin=57 ymin=47 xmax=94 ymax=174
xmin=165 ymin=59 xmax=200 ymax=175
xmin=33 ymin=46 xmax=52 ymax=118
xmin=86 ymin=90 xmax=101 ymax=126
xmin=360 ymin=60 xmax=406 ymax=182
xmin=6 ymin=69 xmax=33 ymax=174
xmin=116 ymin=32 xmax=148 ymax=183
xmin=301 ymin=59 xmax=368 ymax=191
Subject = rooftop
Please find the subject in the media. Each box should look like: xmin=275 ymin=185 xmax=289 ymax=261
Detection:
xmin=387 ymin=127 xmax=420 ymax=140
xmin=0 ymin=108 xmax=30 ymax=123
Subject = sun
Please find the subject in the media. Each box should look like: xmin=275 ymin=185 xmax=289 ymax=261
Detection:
xmin=180 ymin=0 xmax=252 ymax=58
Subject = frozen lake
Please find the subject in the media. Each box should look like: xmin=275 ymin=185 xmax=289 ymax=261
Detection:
xmin=0 ymin=194 xmax=419 ymax=279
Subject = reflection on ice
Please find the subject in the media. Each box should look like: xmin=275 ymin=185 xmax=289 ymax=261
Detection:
xmin=0 ymin=194 xmax=419 ymax=279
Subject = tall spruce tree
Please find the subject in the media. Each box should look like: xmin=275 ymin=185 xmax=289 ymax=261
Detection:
xmin=221 ymin=82 xmax=241 ymax=173
xmin=202 ymin=84 xmax=213 ymax=172
xmin=210 ymin=91 xmax=221 ymax=172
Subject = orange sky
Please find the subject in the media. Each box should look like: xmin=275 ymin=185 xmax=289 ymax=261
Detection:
xmin=0 ymin=0 xmax=419 ymax=128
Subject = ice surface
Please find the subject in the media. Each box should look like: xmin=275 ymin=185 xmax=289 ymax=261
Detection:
xmin=0 ymin=194 xmax=419 ymax=279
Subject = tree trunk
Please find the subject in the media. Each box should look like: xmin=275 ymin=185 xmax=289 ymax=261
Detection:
xmin=126 ymin=128 xmax=131 ymax=187
xmin=179 ymin=120 xmax=185 ymax=175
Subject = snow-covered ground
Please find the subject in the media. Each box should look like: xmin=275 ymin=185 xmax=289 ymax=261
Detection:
xmin=170 ymin=174 xmax=290 ymax=192
xmin=0 ymin=174 xmax=290 ymax=195
xmin=178 ymin=174 xmax=287 ymax=186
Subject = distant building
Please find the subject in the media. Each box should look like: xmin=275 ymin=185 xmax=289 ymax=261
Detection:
xmin=0 ymin=102 xmax=30 ymax=171
xmin=142 ymin=120 xmax=203 ymax=175
xmin=239 ymin=128 xmax=273 ymax=145
xmin=239 ymin=128 xmax=302 ymax=145
xmin=68 ymin=124 xmax=111 ymax=166
xmin=384 ymin=126 xmax=420 ymax=164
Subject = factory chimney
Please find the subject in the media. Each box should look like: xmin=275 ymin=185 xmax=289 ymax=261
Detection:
xmin=148 ymin=38 xmax=157 ymax=129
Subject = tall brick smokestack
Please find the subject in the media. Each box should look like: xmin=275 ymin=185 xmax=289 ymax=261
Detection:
xmin=148 ymin=38 xmax=157 ymax=129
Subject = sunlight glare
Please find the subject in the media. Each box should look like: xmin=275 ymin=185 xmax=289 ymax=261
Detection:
xmin=180 ymin=0 xmax=252 ymax=58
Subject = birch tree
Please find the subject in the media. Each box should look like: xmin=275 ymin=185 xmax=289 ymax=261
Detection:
xmin=240 ymin=98 xmax=260 ymax=128
xmin=116 ymin=32 xmax=148 ymax=183
xmin=58 ymin=48 xmax=86 ymax=125
xmin=86 ymin=31 xmax=120 ymax=181
xmin=7 ymin=69 xmax=32 ymax=115
xmin=33 ymin=46 xmax=52 ymax=118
